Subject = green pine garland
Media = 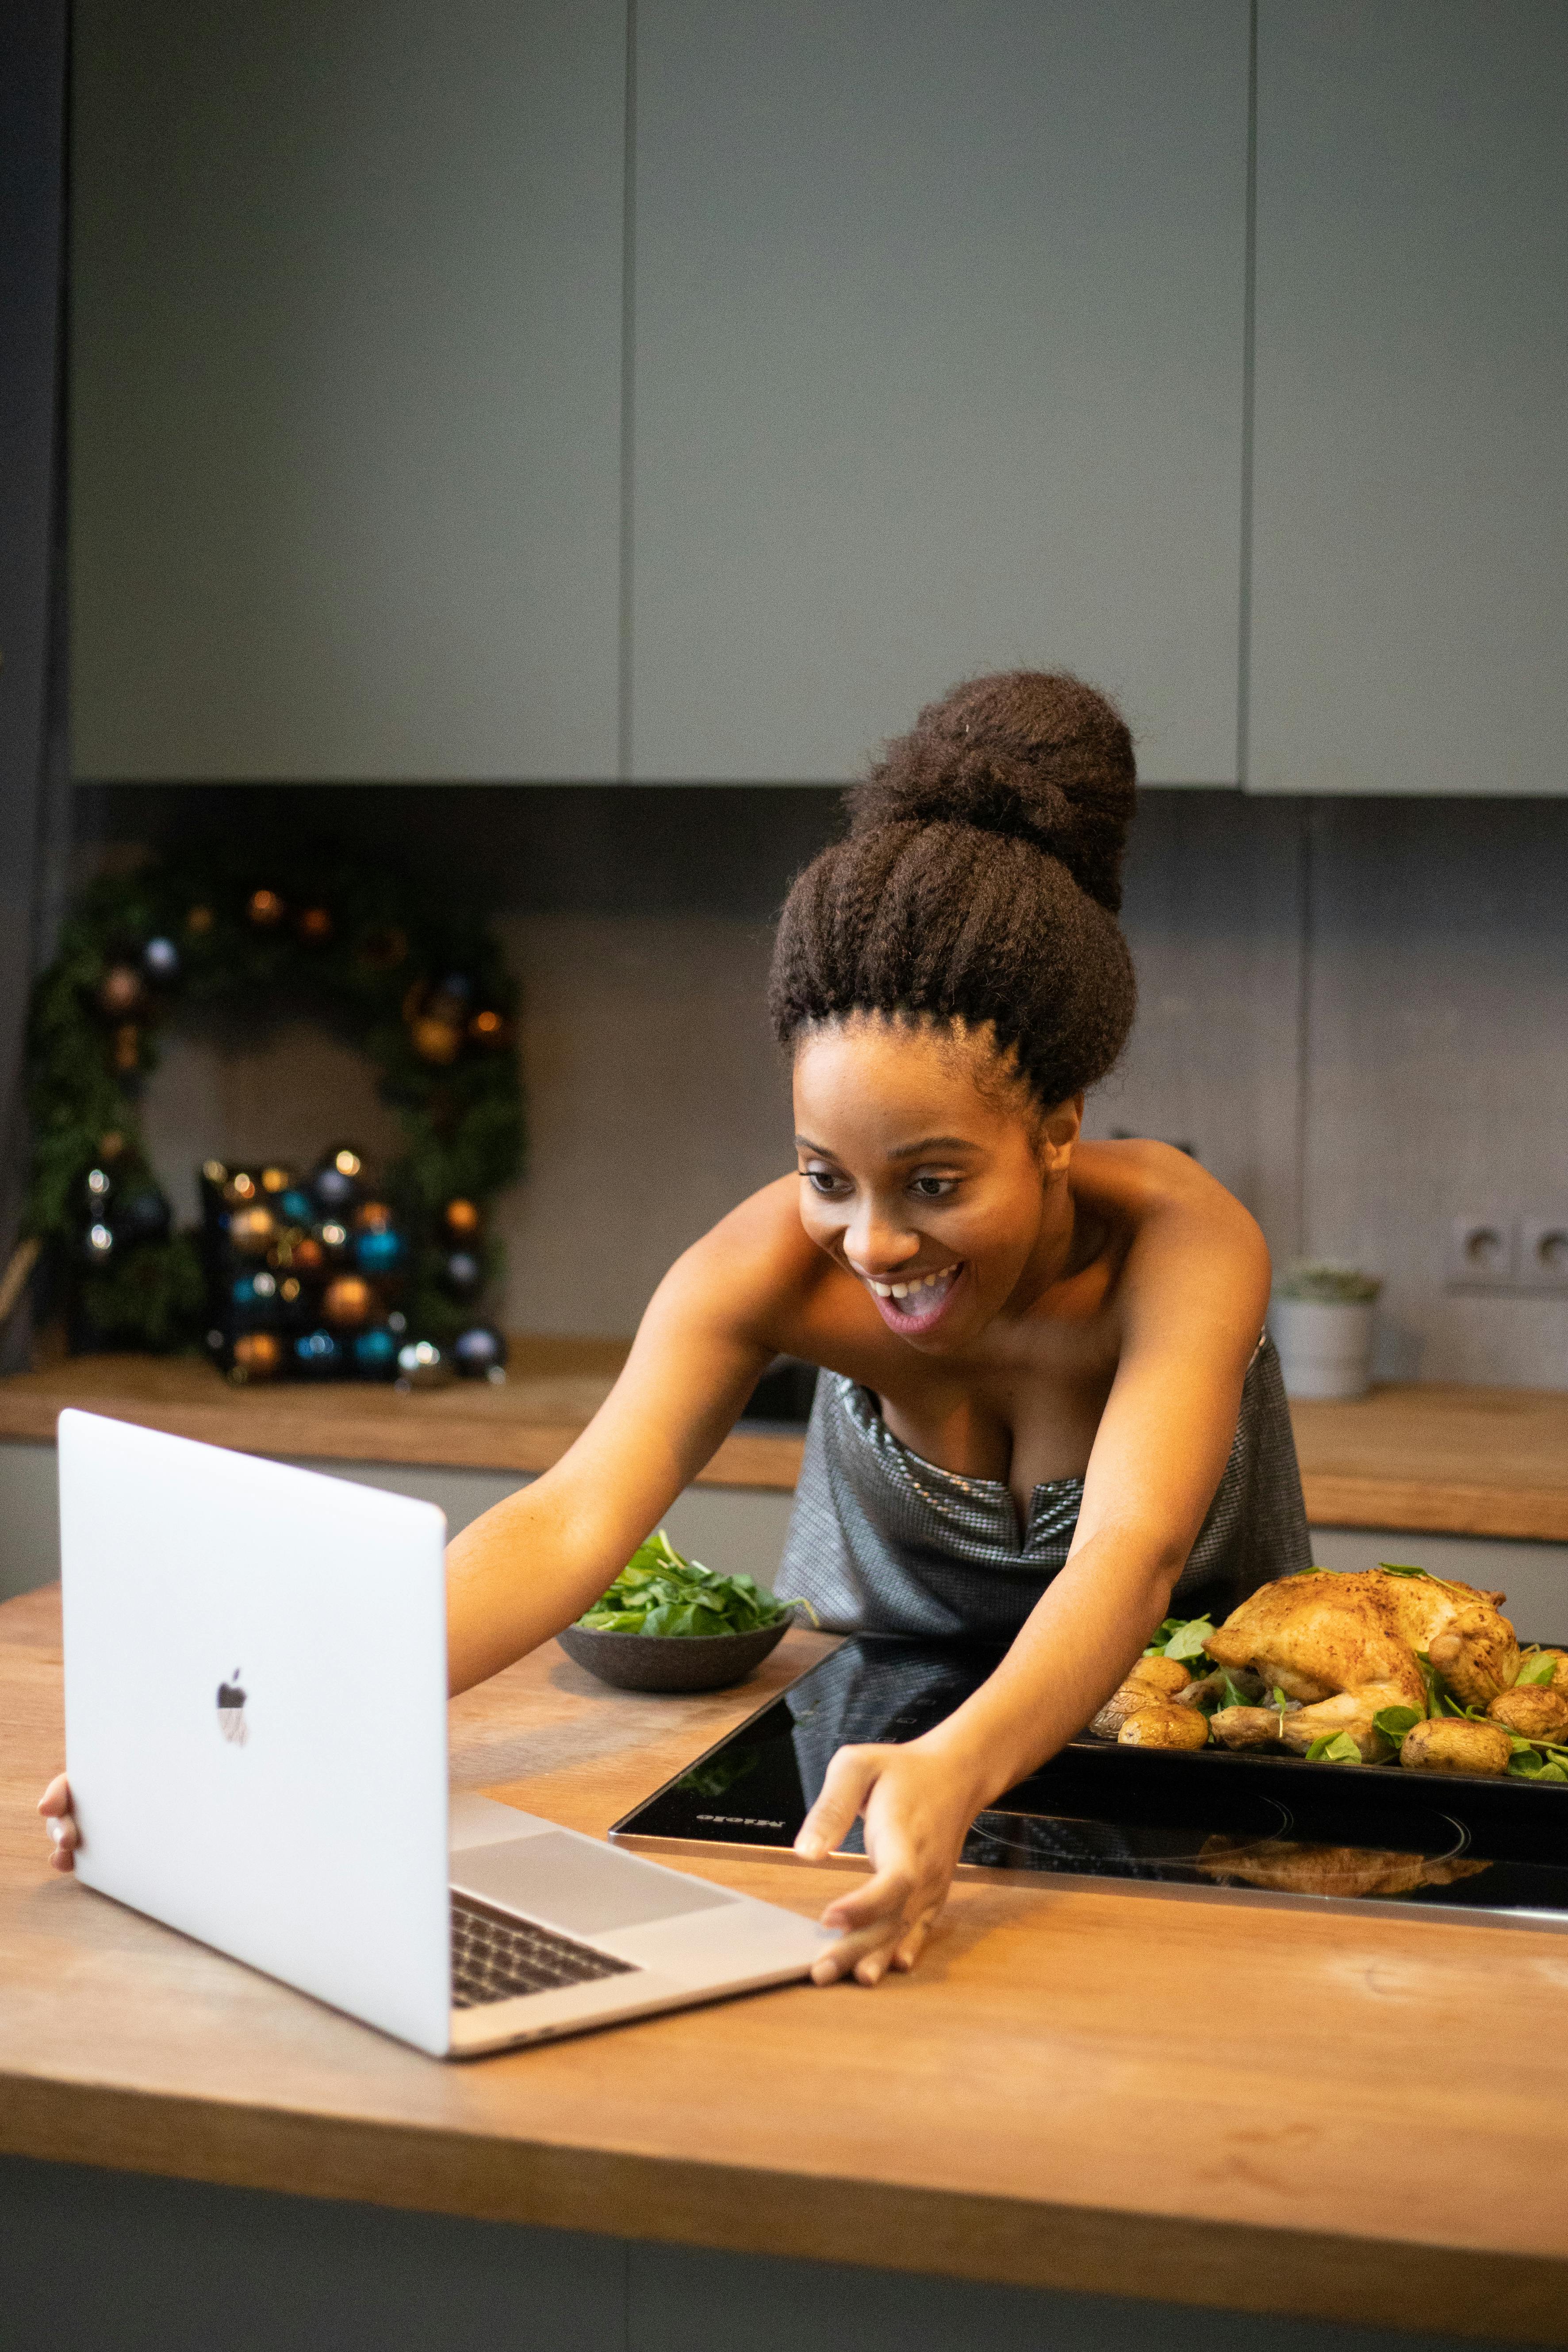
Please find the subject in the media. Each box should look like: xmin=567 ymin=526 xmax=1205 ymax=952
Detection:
xmin=24 ymin=842 xmax=525 ymax=1353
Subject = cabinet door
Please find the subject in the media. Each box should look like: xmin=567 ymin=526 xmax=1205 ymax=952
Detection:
xmin=1249 ymin=1 xmax=1568 ymax=795
xmin=630 ymin=1 xmax=1250 ymax=784
xmin=71 ymin=1 xmax=625 ymax=782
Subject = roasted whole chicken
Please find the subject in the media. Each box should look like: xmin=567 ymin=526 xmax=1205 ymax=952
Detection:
xmin=1087 ymin=1567 xmax=1556 ymax=1776
xmin=1202 ymin=1569 xmax=1521 ymax=1761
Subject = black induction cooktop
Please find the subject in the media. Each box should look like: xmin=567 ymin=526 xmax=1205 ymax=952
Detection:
xmin=609 ymin=1635 xmax=1568 ymax=1929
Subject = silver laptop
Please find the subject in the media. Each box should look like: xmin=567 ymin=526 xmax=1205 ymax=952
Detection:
xmin=58 ymin=1409 xmax=833 ymax=2057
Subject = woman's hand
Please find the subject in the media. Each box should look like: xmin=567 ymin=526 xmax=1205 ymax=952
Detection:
xmin=38 ymin=1773 xmax=78 ymax=1873
xmin=795 ymin=1738 xmax=985 ymax=1985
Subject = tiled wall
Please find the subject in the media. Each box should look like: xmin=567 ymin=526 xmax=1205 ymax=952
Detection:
xmin=76 ymin=784 xmax=1568 ymax=1387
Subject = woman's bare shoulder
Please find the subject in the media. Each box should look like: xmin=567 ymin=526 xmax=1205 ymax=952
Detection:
xmin=1074 ymin=1140 xmax=1270 ymax=1321
xmin=1075 ymin=1138 xmax=1262 ymax=1238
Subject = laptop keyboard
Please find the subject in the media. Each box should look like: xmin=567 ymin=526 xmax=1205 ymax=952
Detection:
xmin=450 ymin=1890 xmax=640 ymax=2008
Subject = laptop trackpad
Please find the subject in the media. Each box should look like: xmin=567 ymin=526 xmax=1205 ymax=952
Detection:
xmin=452 ymin=1831 xmax=738 ymax=1936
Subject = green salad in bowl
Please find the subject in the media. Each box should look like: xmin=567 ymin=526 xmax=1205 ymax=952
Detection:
xmin=560 ymin=1531 xmax=808 ymax=1692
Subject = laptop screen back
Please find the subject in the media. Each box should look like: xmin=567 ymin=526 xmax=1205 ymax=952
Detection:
xmin=58 ymin=1410 xmax=452 ymax=2055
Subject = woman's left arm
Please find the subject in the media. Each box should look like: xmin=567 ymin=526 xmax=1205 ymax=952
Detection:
xmin=797 ymin=1155 xmax=1271 ymax=1984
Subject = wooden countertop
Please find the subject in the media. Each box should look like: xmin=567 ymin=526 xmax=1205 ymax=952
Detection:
xmin=0 ymin=1339 xmax=805 ymax=1493
xmin=4 ymin=1351 xmax=1567 ymax=1540
xmin=4 ymin=1584 xmax=1568 ymax=2341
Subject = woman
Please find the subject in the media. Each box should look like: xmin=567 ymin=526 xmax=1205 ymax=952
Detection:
xmin=42 ymin=671 xmax=1310 ymax=1986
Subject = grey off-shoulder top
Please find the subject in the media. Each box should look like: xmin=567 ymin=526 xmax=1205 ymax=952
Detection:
xmin=774 ymin=1333 xmax=1310 ymax=1641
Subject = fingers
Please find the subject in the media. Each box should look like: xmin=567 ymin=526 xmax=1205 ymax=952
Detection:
xmin=794 ymin=1745 xmax=885 ymax=1863
xmin=38 ymin=1772 xmax=77 ymax=1873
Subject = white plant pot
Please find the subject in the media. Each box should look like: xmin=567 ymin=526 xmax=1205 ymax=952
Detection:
xmin=1269 ymin=1297 xmax=1376 ymax=1401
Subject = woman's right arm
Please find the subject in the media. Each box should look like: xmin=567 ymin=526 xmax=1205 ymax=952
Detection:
xmin=444 ymin=1231 xmax=780 ymax=1691
xmin=39 ymin=1181 xmax=809 ymax=1863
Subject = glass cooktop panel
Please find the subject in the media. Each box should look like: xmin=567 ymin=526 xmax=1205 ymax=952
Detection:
xmin=610 ymin=1635 xmax=1568 ymax=1922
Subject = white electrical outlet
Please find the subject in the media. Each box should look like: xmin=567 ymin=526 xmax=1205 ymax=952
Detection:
xmin=1447 ymin=1216 xmax=1517 ymax=1289
xmin=1519 ymin=1218 xmax=1568 ymax=1293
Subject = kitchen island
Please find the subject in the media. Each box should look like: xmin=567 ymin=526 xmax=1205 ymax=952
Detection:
xmin=4 ymin=1581 xmax=1568 ymax=2351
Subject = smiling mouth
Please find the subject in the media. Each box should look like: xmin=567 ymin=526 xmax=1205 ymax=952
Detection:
xmin=859 ymin=1263 xmax=961 ymax=1324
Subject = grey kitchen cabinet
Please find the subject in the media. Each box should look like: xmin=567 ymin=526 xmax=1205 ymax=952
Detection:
xmin=1247 ymin=0 xmax=1568 ymax=796
xmin=629 ymin=0 xmax=1251 ymax=786
xmin=70 ymin=0 xmax=626 ymax=783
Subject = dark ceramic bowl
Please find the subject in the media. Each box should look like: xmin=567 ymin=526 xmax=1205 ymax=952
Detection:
xmin=556 ymin=1612 xmax=794 ymax=1694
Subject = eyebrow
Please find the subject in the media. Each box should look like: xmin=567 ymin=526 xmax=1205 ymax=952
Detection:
xmin=794 ymin=1134 xmax=980 ymax=1160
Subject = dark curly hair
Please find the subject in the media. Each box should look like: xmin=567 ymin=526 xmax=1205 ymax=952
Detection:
xmin=768 ymin=670 xmax=1137 ymax=1113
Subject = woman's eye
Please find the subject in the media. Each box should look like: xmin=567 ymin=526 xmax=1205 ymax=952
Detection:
xmin=909 ymin=1175 xmax=956 ymax=1200
xmin=804 ymin=1168 xmax=847 ymax=1196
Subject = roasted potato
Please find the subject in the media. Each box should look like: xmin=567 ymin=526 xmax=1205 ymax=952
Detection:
xmin=1399 ymin=1717 xmax=1512 ymax=1776
xmin=1129 ymin=1655 xmax=1192 ymax=1700
xmin=1088 ymin=1656 xmax=1191 ymax=1737
xmin=1118 ymin=1704 xmax=1210 ymax=1751
xmin=1488 ymin=1684 xmax=1568 ymax=1742
xmin=1210 ymin=1705 xmax=1287 ymax=1750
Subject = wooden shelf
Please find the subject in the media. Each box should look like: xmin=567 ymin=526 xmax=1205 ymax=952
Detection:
xmin=3 ymin=1356 xmax=1566 ymax=1538
xmin=1289 ymin=1382 xmax=1568 ymax=1542
xmin=0 ymin=1341 xmax=804 ymax=1492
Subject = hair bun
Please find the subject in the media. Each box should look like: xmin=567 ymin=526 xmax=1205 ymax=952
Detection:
xmin=851 ymin=670 xmax=1135 ymax=913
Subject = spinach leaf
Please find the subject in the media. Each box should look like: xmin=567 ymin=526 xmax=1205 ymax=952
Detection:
xmin=1304 ymin=1731 xmax=1362 ymax=1765
xmin=578 ymin=1530 xmax=790 ymax=1637
xmin=1372 ymin=1706 xmax=1422 ymax=1747
xmin=1515 ymin=1652 xmax=1558 ymax=1688
xmin=1162 ymin=1616 xmax=1215 ymax=1663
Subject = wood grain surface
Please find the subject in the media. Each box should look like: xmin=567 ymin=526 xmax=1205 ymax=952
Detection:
xmin=0 ymin=1342 xmax=804 ymax=1491
xmin=3 ymin=1353 xmax=1567 ymax=1536
xmin=4 ymin=1584 xmax=1568 ymax=2340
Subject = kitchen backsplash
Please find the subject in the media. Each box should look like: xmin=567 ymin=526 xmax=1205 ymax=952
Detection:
xmin=73 ymin=784 xmax=1568 ymax=1389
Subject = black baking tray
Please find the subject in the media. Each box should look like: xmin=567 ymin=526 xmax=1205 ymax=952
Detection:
xmin=610 ymin=1633 xmax=1568 ymax=1925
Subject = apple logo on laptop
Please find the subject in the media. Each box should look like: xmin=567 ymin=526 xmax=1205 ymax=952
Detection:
xmin=216 ymin=1669 xmax=247 ymax=1745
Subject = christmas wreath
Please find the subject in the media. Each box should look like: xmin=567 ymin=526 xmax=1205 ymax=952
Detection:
xmin=20 ymin=843 xmax=524 ymax=1379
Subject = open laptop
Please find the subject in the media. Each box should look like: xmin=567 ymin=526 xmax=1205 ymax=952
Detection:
xmin=58 ymin=1408 xmax=834 ymax=2057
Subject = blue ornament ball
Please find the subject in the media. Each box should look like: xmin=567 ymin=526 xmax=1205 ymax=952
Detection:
xmin=294 ymin=1328 xmax=344 ymax=1377
xmin=279 ymin=1186 xmax=314 ymax=1227
xmin=142 ymin=936 xmax=180 ymax=982
xmin=452 ymin=1324 xmax=507 ymax=1380
xmin=354 ymin=1224 xmax=406 ymax=1276
xmin=312 ymin=1164 xmax=356 ymax=1212
xmin=352 ymin=1326 xmax=399 ymax=1381
xmin=442 ymin=1249 xmax=482 ymax=1297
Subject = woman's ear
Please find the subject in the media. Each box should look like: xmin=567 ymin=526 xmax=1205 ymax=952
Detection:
xmin=1038 ymin=1092 xmax=1084 ymax=1178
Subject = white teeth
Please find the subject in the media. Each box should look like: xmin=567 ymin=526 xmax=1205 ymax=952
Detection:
xmin=870 ymin=1280 xmax=893 ymax=1297
xmin=890 ymin=1283 xmax=910 ymax=1298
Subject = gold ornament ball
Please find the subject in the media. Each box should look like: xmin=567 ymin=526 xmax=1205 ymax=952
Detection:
xmin=231 ymin=1333 xmax=283 ymax=1381
xmin=468 ymin=1009 xmax=509 ymax=1047
xmin=296 ymin=906 xmax=334 ymax=945
xmin=260 ymin=1164 xmax=293 ymax=1195
xmin=411 ymin=1015 xmax=462 ymax=1066
xmin=444 ymin=1198 xmax=481 ymax=1239
xmin=323 ymin=1274 xmax=376 ymax=1328
xmin=291 ymin=1235 xmax=326 ymax=1276
xmin=353 ymin=1199 xmax=394 ymax=1233
xmin=229 ymin=1204 xmax=277 ymax=1257
xmin=247 ymin=888 xmax=286 ymax=928
xmin=223 ymin=1170 xmax=257 ymax=1205
xmin=98 ymin=964 xmax=144 ymax=1017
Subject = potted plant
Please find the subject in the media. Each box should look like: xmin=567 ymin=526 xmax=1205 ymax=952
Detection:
xmin=1269 ymin=1263 xmax=1382 ymax=1400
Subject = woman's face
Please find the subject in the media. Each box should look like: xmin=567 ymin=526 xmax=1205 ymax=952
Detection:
xmin=792 ymin=1018 xmax=1079 ymax=1351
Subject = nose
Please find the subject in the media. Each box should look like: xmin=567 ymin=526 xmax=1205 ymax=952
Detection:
xmin=844 ymin=1203 xmax=921 ymax=1280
